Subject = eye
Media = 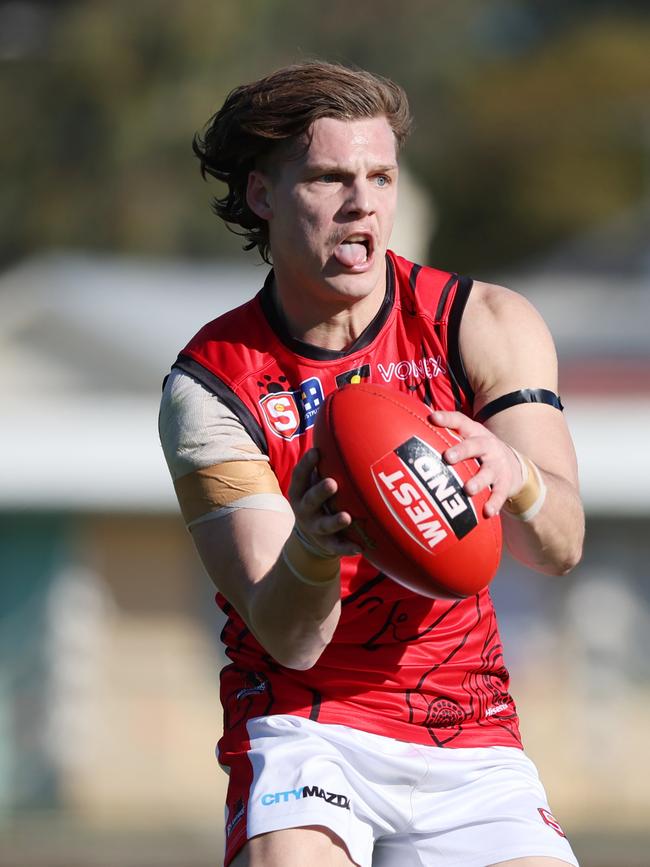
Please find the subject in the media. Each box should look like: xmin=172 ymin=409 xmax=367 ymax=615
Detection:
xmin=374 ymin=174 xmax=391 ymax=188
xmin=319 ymin=173 xmax=340 ymax=183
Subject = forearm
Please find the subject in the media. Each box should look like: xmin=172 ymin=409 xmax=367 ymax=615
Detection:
xmin=248 ymin=531 xmax=342 ymax=670
xmin=502 ymin=468 xmax=584 ymax=575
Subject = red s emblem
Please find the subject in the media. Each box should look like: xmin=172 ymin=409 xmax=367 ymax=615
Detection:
xmin=260 ymin=392 xmax=301 ymax=439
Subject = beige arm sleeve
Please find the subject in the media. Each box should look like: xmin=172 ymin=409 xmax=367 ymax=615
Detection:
xmin=158 ymin=369 xmax=292 ymax=527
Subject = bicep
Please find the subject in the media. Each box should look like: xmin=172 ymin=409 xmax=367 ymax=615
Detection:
xmin=460 ymin=281 xmax=559 ymax=404
xmin=460 ymin=281 xmax=578 ymax=486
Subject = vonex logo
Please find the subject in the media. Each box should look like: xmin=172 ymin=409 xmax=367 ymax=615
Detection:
xmin=377 ymin=355 xmax=446 ymax=383
xmin=259 ymin=377 xmax=325 ymax=440
xmin=261 ymin=785 xmax=350 ymax=811
xmin=371 ymin=435 xmax=477 ymax=553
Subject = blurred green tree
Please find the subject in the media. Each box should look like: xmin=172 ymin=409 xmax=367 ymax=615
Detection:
xmin=0 ymin=0 xmax=648 ymax=273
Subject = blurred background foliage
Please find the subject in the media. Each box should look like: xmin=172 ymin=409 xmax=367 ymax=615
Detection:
xmin=1 ymin=0 xmax=649 ymax=275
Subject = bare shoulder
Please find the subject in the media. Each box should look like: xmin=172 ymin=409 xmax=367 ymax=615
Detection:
xmin=460 ymin=280 xmax=559 ymax=403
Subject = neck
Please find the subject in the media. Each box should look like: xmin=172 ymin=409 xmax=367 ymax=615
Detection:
xmin=271 ymin=271 xmax=388 ymax=352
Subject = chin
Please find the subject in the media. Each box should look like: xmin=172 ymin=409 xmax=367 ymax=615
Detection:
xmin=324 ymin=274 xmax=378 ymax=303
xmin=324 ymin=259 xmax=386 ymax=301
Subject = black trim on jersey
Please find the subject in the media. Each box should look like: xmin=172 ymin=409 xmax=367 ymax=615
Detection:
xmin=260 ymin=256 xmax=396 ymax=360
xmin=400 ymin=262 xmax=419 ymax=316
xmin=172 ymin=355 xmax=269 ymax=455
xmin=406 ymin=256 xmax=435 ymax=406
xmin=446 ymin=276 xmax=475 ymax=410
xmin=409 ymin=263 xmax=422 ymax=293
xmin=474 ymin=389 xmax=564 ymax=424
xmin=420 ymin=336 xmax=435 ymax=407
xmin=406 ymin=262 xmax=422 ymax=317
xmin=434 ymin=273 xmax=459 ymax=325
xmin=309 ymin=690 xmax=322 ymax=721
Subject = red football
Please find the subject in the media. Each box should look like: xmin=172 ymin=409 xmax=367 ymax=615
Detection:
xmin=313 ymin=383 xmax=502 ymax=598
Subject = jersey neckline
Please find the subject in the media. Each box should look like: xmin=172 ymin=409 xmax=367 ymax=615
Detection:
xmin=259 ymin=254 xmax=396 ymax=361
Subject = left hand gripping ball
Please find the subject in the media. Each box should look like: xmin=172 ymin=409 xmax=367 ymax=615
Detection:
xmin=313 ymin=383 xmax=502 ymax=599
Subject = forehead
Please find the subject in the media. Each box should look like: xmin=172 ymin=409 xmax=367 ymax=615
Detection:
xmin=281 ymin=115 xmax=398 ymax=171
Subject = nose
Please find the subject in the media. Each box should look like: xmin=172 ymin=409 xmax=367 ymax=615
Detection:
xmin=341 ymin=179 xmax=373 ymax=217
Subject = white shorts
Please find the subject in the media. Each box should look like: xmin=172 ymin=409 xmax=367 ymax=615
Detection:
xmin=223 ymin=714 xmax=579 ymax=867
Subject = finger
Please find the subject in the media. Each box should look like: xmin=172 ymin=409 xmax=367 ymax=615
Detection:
xmin=314 ymin=531 xmax=362 ymax=557
xmin=429 ymin=410 xmax=479 ymax=438
xmin=298 ymin=475 xmax=339 ymax=517
xmin=290 ymin=453 xmax=364 ymax=556
xmin=464 ymin=465 xmax=509 ymax=518
xmin=443 ymin=435 xmax=492 ymax=466
xmin=328 ymin=537 xmax=363 ymax=557
xmin=297 ymin=510 xmax=362 ymax=557
xmin=483 ymin=486 xmax=508 ymax=518
xmin=307 ymin=506 xmax=351 ymax=536
xmin=464 ymin=466 xmax=493 ymax=497
xmin=318 ymin=513 xmax=363 ymax=556
xmin=288 ymin=448 xmax=320 ymax=503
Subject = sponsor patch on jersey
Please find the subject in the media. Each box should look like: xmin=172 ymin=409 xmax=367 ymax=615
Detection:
xmin=336 ymin=364 xmax=371 ymax=388
xmin=259 ymin=376 xmax=325 ymax=440
xmin=371 ymin=435 xmax=477 ymax=553
xmin=377 ymin=355 xmax=446 ymax=383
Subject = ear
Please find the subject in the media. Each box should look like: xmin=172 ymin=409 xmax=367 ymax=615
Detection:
xmin=246 ymin=170 xmax=273 ymax=220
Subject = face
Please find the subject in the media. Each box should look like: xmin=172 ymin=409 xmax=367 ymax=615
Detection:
xmin=247 ymin=115 xmax=399 ymax=308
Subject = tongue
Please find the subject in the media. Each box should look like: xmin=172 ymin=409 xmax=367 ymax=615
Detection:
xmin=335 ymin=242 xmax=367 ymax=267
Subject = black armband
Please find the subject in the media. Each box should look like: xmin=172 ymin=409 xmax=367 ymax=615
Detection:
xmin=474 ymin=388 xmax=564 ymax=424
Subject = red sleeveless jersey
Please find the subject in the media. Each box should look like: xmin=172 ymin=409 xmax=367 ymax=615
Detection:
xmin=176 ymin=251 xmax=521 ymax=760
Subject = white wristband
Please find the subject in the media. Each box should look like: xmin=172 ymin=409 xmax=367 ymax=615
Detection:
xmin=504 ymin=448 xmax=547 ymax=522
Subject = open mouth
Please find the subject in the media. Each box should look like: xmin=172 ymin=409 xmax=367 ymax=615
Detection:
xmin=334 ymin=234 xmax=373 ymax=268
